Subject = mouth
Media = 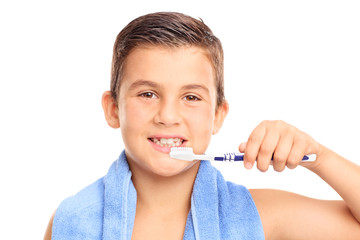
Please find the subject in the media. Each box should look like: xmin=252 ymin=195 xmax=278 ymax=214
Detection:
xmin=148 ymin=136 xmax=187 ymax=148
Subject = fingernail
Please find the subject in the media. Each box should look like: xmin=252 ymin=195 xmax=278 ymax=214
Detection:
xmin=245 ymin=162 xmax=253 ymax=169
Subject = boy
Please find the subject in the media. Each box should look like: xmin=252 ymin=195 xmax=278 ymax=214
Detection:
xmin=45 ymin=12 xmax=360 ymax=239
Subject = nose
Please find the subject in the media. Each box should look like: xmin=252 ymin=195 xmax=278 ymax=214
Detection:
xmin=154 ymin=98 xmax=182 ymax=127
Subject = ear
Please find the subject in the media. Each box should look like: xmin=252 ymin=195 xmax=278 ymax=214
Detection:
xmin=101 ymin=91 xmax=120 ymax=129
xmin=212 ymin=100 xmax=229 ymax=135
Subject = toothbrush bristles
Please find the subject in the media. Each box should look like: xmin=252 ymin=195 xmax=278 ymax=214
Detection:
xmin=169 ymin=147 xmax=195 ymax=161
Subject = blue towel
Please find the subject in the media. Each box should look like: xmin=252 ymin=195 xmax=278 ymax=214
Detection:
xmin=52 ymin=151 xmax=264 ymax=239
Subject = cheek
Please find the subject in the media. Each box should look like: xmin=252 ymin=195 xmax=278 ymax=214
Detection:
xmin=119 ymin=100 xmax=150 ymax=136
xmin=186 ymin=106 xmax=215 ymax=151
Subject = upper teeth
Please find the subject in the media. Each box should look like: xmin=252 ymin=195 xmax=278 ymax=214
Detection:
xmin=152 ymin=138 xmax=183 ymax=147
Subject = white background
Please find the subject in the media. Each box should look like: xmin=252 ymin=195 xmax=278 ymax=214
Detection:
xmin=1 ymin=0 xmax=359 ymax=239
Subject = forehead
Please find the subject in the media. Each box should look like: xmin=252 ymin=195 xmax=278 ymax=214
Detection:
xmin=120 ymin=46 xmax=215 ymax=89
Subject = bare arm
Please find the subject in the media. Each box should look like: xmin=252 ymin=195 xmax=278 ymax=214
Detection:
xmin=305 ymin=145 xmax=360 ymax=222
xmin=250 ymin=189 xmax=360 ymax=240
xmin=240 ymin=120 xmax=360 ymax=239
xmin=43 ymin=211 xmax=55 ymax=240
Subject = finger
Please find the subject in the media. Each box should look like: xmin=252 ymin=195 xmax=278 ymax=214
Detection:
xmin=244 ymin=124 xmax=266 ymax=169
xmin=239 ymin=142 xmax=247 ymax=153
xmin=256 ymin=129 xmax=280 ymax=172
xmin=273 ymin=134 xmax=293 ymax=172
xmin=287 ymin=140 xmax=307 ymax=169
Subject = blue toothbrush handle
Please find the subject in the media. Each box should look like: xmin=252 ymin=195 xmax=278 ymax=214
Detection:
xmin=214 ymin=153 xmax=244 ymax=161
xmin=214 ymin=153 xmax=316 ymax=162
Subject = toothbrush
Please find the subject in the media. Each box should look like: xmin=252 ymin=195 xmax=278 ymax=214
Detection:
xmin=169 ymin=147 xmax=317 ymax=162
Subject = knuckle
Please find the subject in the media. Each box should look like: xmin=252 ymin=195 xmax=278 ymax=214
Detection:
xmin=248 ymin=135 xmax=262 ymax=144
xmin=273 ymin=154 xmax=287 ymax=164
xmin=288 ymin=125 xmax=298 ymax=135
xmin=259 ymin=145 xmax=273 ymax=155
xmin=256 ymin=156 xmax=270 ymax=172
xmin=274 ymin=120 xmax=284 ymax=127
xmin=260 ymin=120 xmax=269 ymax=125
xmin=264 ymin=120 xmax=285 ymax=127
xmin=304 ymin=138 xmax=312 ymax=148
xmin=296 ymin=134 xmax=307 ymax=143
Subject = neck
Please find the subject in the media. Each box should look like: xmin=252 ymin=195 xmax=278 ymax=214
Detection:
xmin=129 ymin=161 xmax=200 ymax=215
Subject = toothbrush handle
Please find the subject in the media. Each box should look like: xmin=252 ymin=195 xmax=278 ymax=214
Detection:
xmin=214 ymin=153 xmax=244 ymax=161
xmin=214 ymin=153 xmax=316 ymax=162
xmin=213 ymin=153 xmax=243 ymax=161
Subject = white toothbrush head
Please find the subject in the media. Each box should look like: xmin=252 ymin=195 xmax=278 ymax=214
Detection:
xmin=169 ymin=147 xmax=195 ymax=161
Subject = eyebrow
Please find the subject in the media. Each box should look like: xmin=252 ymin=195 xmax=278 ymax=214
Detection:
xmin=180 ymin=84 xmax=210 ymax=94
xmin=128 ymin=79 xmax=210 ymax=94
xmin=128 ymin=80 xmax=160 ymax=90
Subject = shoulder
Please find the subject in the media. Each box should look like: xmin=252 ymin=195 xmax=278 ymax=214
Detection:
xmin=211 ymin=165 xmax=260 ymax=216
xmin=226 ymin=181 xmax=249 ymax=193
xmin=59 ymin=178 xmax=105 ymax=213
xmin=248 ymin=189 xmax=346 ymax=239
xmin=51 ymin=178 xmax=105 ymax=239
xmin=249 ymin=189 xmax=298 ymax=239
xmin=225 ymin=181 xmax=253 ymax=203
xmin=249 ymin=188 xmax=317 ymax=217
xmin=55 ymin=177 xmax=105 ymax=216
xmin=225 ymin=182 xmax=262 ymax=219
xmin=216 ymin=181 xmax=264 ymax=238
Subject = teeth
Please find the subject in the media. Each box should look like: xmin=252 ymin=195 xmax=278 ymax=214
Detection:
xmin=152 ymin=138 xmax=184 ymax=147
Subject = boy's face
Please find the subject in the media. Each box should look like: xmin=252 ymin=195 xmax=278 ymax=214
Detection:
xmin=103 ymin=46 xmax=228 ymax=177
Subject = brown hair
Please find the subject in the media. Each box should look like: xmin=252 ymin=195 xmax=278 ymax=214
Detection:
xmin=110 ymin=12 xmax=225 ymax=108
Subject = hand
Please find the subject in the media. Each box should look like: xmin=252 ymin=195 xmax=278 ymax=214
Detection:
xmin=239 ymin=120 xmax=321 ymax=172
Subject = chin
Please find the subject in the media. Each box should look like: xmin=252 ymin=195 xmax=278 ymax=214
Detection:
xmin=125 ymin=146 xmax=199 ymax=178
xmin=148 ymin=156 xmax=197 ymax=177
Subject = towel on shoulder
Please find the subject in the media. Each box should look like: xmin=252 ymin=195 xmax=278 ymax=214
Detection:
xmin=52 ymin=151 xmax=264 ymax=239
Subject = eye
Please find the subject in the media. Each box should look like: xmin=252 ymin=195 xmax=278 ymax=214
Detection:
xmin=139 ymin=92 xmax=157 ymax=99
xmin=183 ymin=95 xmax=201 ymax=101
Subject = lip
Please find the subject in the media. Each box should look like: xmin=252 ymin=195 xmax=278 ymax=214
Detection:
xmin=148 ymin=134 xmax=188 ymax=140
xmin=148 ymin=135 xmax=188 ymax=154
